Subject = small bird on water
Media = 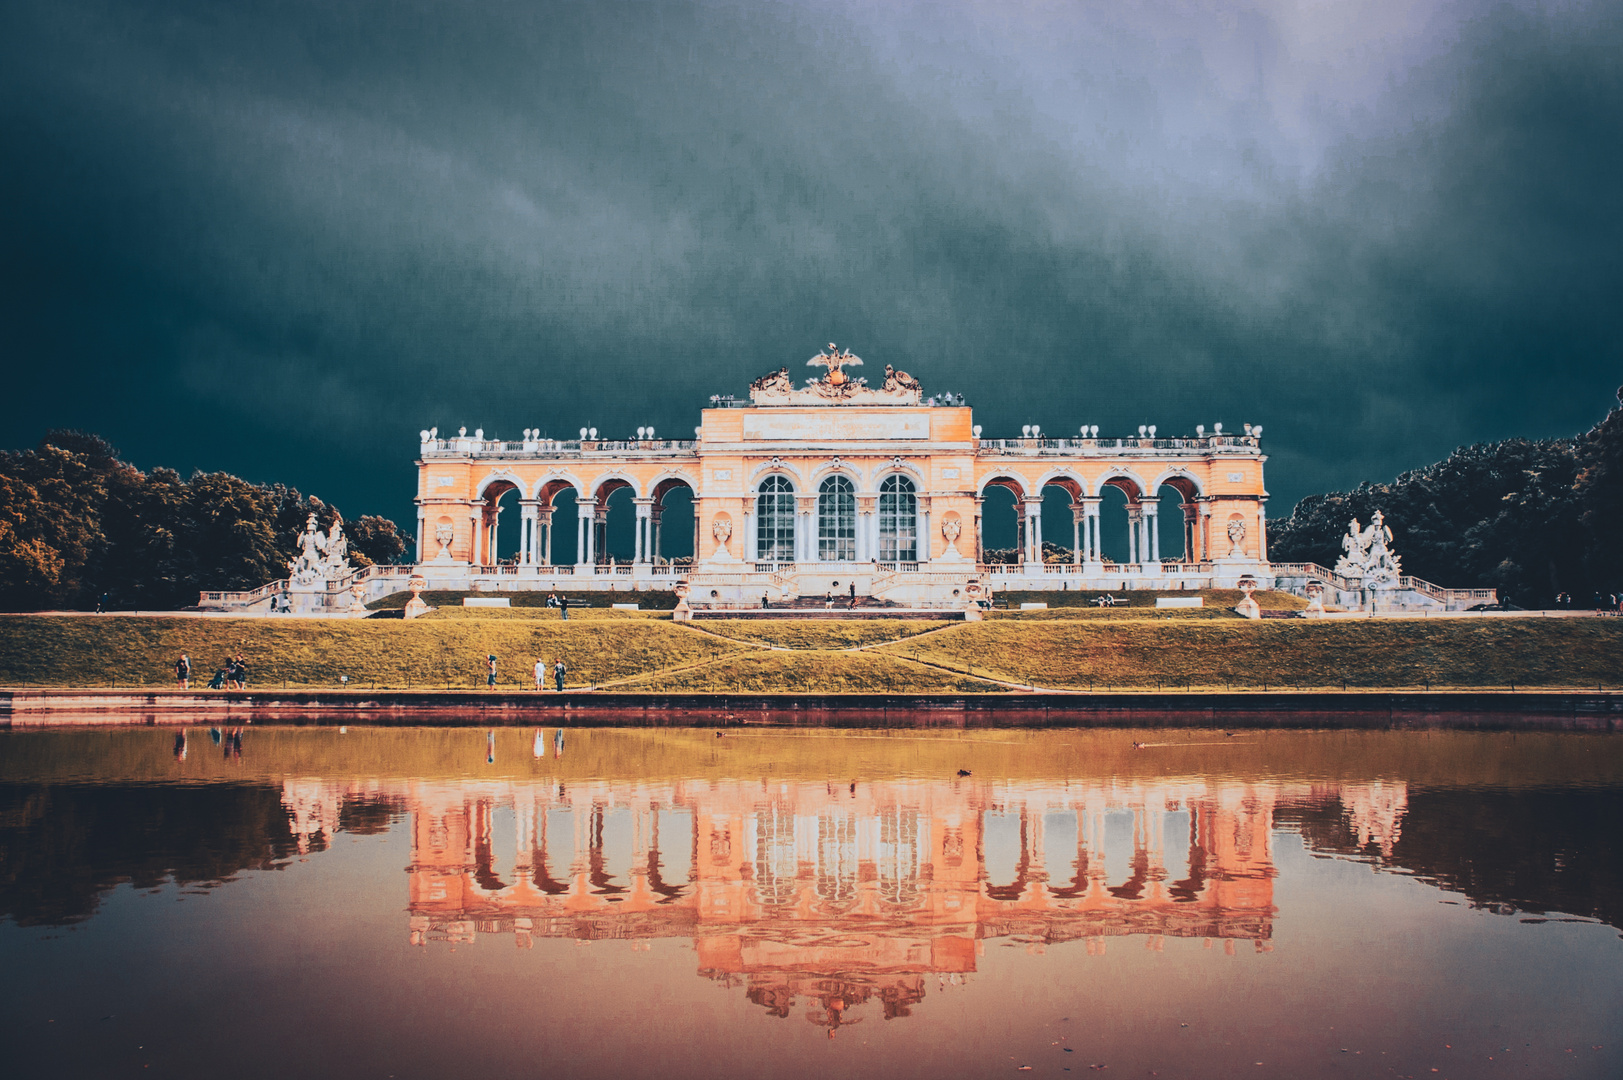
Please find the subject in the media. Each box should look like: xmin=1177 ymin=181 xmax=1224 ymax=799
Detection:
xmin=957 ymin=769 xmax=972 ymax=777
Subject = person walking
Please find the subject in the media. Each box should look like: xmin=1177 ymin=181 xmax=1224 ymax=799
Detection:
xmin=534 ymin=656 xmax=546 ymax=691
xmin=553 ymin=659 xmax=566 ymax=692
xmin=232 ymin=655 xmax=249 ymax=690
xmin=762 ymin=591 xmax=770 ymax=609
xmin=559 ymin=595 xmax=570 ymax=620
xmin=175 ymin=653 xmax=191 ymax=690
xmin=487 ymin=653 xmax=498 ymax=690
xmin=849 ymin=582 xmax=857 ymax=609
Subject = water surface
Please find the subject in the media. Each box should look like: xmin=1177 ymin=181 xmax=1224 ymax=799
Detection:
xmin=2 ymin=726 xmax=1620 ymax=1079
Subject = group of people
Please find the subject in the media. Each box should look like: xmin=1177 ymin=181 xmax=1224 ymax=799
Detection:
xmin=1554 ymin=592 xmax=1622 ymax=612
xmin=174 ymin=652 xmax=249 ymax=690
xmin=485 ymin=653 xmax=569 ymax=690
xmin=544 ymin=592 xmax=571 ymax=619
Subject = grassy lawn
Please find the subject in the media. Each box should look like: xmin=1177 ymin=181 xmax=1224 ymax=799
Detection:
xmin=877 ymin=617 xmax=1623 ymax=689
xmin=415 ymin=607 xmax=668 ymax=621
xmin=608 ymin=648 xmax=998 ymax=693
xmin=0 ymin=615 xmax=755 ymax=689
xmin=692 ymin=620 xmax=950 ymax=649
xmin=988 ymin=588 xmax=1306 ymax=617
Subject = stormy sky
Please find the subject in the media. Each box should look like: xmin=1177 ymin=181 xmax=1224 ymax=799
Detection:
xmin=3 ymin=0 xmax=1620 ymax=535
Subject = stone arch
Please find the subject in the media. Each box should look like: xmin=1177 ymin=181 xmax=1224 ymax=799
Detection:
xmin=1150 ymin=469 xmax=1204 ymax=562
xmin=588 ymin=472 xmax=640 ymax=503
xmin=807 ymin=460 xmax=863 ymax=491
xmin=976 ymin=471 xmax=1030 ymax=500
xmin=1096 ymin=468 xmax=1148 ymax=502
xmin=476 ymin=470 xmax=526 ymax=500
xmin=534 ymin=475 xmax=583 ymax=506
xmin=1149 ymin=468 xmax=1204 ymax=501
xmin=869 ymin=459 xmax=925 ymax=493
xmin=649 ymin=471 xmax=698 ymax=565
xmin=976 ymin=472 xmax=1030 ymax=564
xmin=747 ymin=459 xmax=804 ymax=488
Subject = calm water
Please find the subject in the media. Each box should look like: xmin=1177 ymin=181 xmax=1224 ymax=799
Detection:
xmin=2 ymin=726 xmax=1620 ymax=1080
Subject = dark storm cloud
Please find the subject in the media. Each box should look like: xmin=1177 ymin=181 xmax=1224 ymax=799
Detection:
xmin=1 ymin=0 xmax=1619 ymax=526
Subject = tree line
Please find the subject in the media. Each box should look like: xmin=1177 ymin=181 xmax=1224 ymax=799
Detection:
xmin=1267 ymin=387 xmax=1623 ymax=606
xmin=0 ymin=431 xmax=406 ymax=611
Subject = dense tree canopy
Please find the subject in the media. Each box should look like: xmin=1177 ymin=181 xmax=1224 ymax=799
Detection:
xmin=0 ymin=433 xmax=406 ymax=611
xmin=1268 ymin=389 xmax=1623 ymax=606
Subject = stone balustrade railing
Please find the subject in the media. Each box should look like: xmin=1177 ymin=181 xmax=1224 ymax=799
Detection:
xmin=421 ymin=438 xmax=699 ymax=458
xmin=977 ymin=435 xmax=1260 ymax=455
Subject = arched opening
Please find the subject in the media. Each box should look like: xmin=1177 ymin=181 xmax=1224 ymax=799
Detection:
xmin=537 ymin=479 xmax=579 ymax=565
xmin=755 ymin=475 xmax=796 ymax=562
xmin=817 ymin=474 xmax=857 ymax=561
xmin=479 ymin=479 xmax=521 ymax=567
xmin=597 ymin=482 xmax=636 ymax=565
xmin=1098 ymin=476 xmax=1145 ymax=565
xmin=1039 ymin=476 xmax=1084 ymax=565
xmin=1156 ymin=476 xmax=1201 ymax=563
xmin=979 ymin=477 xmax=1026 ymax=564
xmin=651 ymin=477 xmax=696 ymax=567
xmin=878 ymin=474 xmax=918 ymax=562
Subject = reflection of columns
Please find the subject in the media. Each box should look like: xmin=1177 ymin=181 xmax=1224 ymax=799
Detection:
xmin=632 ymin=499 xmax=654 ymax=565
xmin=1143 ymin=496 xmax=1160 ymax=563
xmin=576 ymin=501 xmax=593 ymax=568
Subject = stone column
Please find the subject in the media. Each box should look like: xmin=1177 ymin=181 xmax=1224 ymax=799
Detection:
xmin=1127 ymin=507 xmax=1141 ymax=564
xmin=535 ymin=507 xmax=554 ymax=566
xmin=1198 ymin=501 xmax=1213 ymax=562
xmin=1143 ymin=496 xmax=1160 ymax=564
xmin=797 ymin=494 xmax=817 ymax=564
xmin=470 ymin=505 xmax=484 ymax=566
xmin=594 ymin=505 xmax=609 ymax=566
xmin=973 ymin=496 xmax=985 ymax=564
xmin=650 ymin=506 xmax=663 ymax=565
xmin=856 ymin=496 xmax=876 ymax=562
xmin=1071 ymin=505 xmax=1083 ymax=566
xmin=742 ymin=504 xmax=756 ymax=562
xmin=1257 ymin=501 xmax=1268 ymax=562
xmin=1081 ymin=497 xmax=1102 ymax=565
xmin=1025 ymin=497 xmax=1044 ymax=565
xmin=918 ymin=497 xmax=931 ymax=564
xmin=632 ymin=499 xmax=654 ymax=565
xmin=414 ymin=508 xmax=425 ymax=564
xmin=576 ymin=501 xmax=594 ymax=568
xmin=517 ymin=501 xmax=535 ymax=565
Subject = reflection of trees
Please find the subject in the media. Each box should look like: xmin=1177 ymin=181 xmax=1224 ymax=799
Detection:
xmin=1282 ymin=788 xmax=1623 ymax=930
xmin=0 ymin=782 xmax=303 ymax=926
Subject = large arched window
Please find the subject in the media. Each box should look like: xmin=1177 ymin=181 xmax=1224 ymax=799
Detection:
xmin=755 ymin=475 xmax=796 ymax=562
xmin=817 ymin=475 xmax=856 ymax=561
xmin=878 ymin=474 xmax=917 ymax=561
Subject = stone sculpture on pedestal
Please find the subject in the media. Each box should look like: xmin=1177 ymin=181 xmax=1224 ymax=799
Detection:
xmin=403 ymin=575 xmax=430 ymax=619
xmin=1233 ymin=574 xmax=1261 ymax=620
xmin=1334 ymin=510 xmax=1401 ymax=611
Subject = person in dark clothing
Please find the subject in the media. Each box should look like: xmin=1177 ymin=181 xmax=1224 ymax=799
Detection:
xmin=554 ymin=659 xmax=566 ymax=692
xmin=559 ymin=595 xmax=570 ymax=620
xmin=175 ymin=654 xmax=191 ymax=690
xmin=487 ymin=654 xmax=498 ymax=689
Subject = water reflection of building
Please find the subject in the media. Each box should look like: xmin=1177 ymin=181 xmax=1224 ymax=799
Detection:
xmin=389 ymin=778 xmax=1279 ymax=1026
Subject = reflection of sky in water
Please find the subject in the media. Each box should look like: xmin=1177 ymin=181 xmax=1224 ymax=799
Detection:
xmin=2 ymin=727 xmax=1622 ymax=1079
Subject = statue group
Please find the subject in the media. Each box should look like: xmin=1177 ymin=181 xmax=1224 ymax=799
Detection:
xmin=1334 ymin=510 xmax=1402 ymax=606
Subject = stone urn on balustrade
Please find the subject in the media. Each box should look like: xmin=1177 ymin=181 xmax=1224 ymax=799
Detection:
xmin=1233 ymin=574 xmax=1262 ymax=620
xmin=403 ymin=576 xmax=431 ymax=620
xmin=672 ymin=580 xmax=693 ymax=623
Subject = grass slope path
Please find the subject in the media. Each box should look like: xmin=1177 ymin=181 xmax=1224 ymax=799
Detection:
xmin=0 ymin=615 xmax=754 ymax=690
xmin=880 ymin=618 xmax=1623 ymax=689
xmin=608 ymin=649 xmax=999 ymax=693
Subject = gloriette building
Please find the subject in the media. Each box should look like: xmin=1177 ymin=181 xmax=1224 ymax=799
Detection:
xmin=410 ymin=346 xmax=1272 ymax=607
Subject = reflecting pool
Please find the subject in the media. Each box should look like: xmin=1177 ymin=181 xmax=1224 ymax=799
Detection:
xmin=2 ymin=726 xmax=1621 ymax=1079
